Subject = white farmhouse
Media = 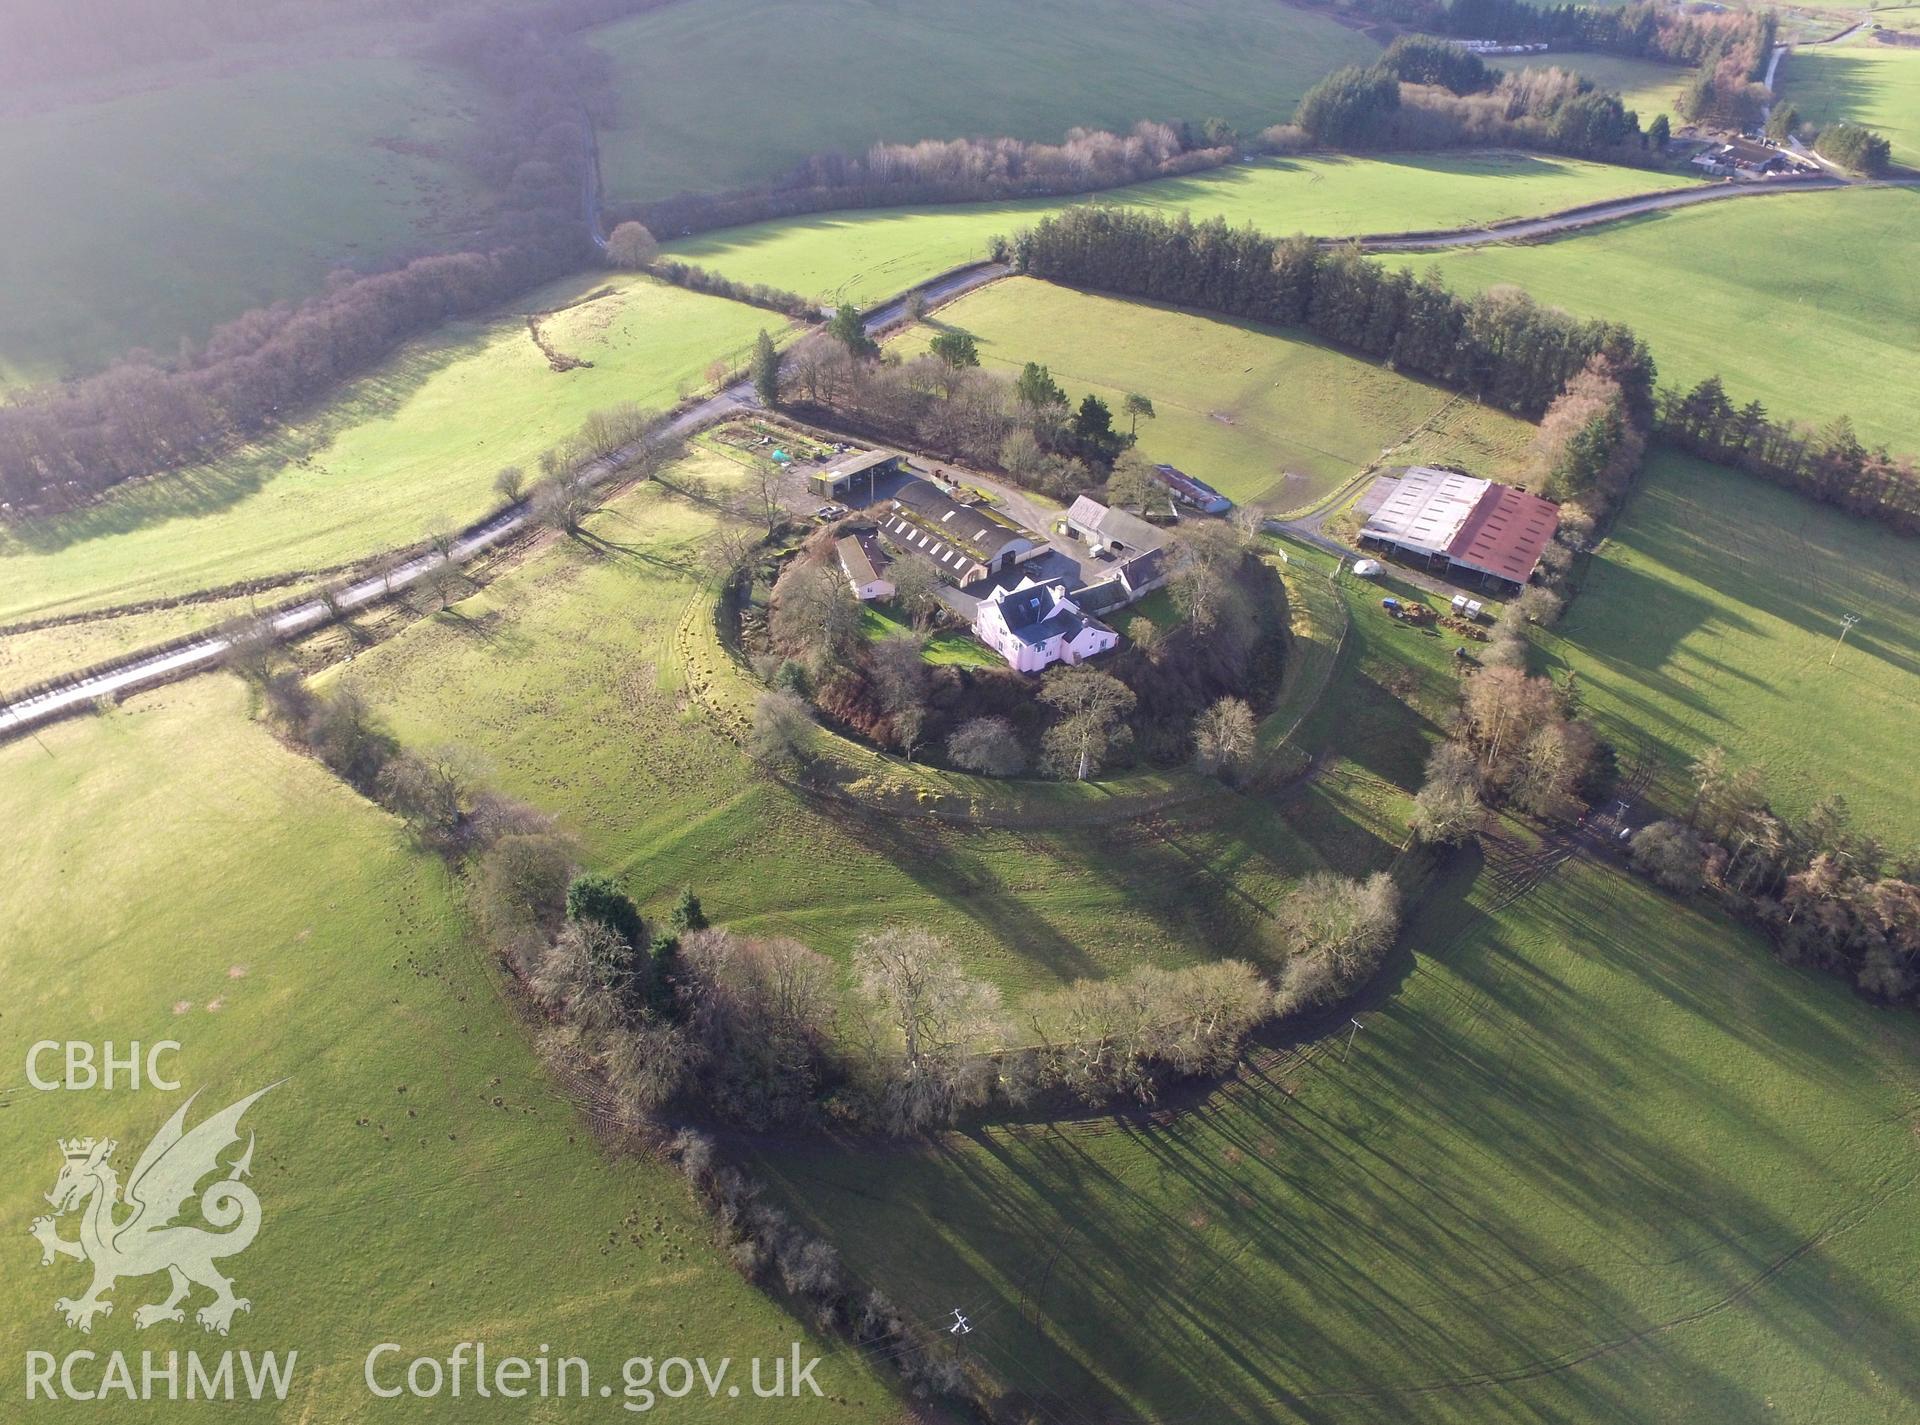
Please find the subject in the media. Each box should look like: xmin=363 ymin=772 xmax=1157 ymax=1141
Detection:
xmin=973 ymin=576 xmax=1117 ymax=673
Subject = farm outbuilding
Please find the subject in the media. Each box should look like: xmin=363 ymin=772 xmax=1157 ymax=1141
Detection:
xmin=1154 ymin=464 xmax=1232 ymax=514
xmin=809 ymin=449 xmax=901 ymax=501
xmin=835 ymin=532 xmax=894 ymax=601
xmin=1062 ymin=496 xmax=1167 ymax=560
xmin=878 ymin=476 xmax=1047 ymax=587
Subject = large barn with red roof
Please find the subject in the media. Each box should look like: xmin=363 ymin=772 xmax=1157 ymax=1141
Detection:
xmin=1357 ymin=468 xmax=1560 ymax=591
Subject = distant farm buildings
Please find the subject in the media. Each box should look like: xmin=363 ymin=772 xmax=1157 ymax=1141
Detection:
xmin=1689 ymin=138 xmax=1817 ymax=178
xmin=877 ymin=475 xmax=1047 ymax=587
xmin=974 ymin=577 xmax=1118 ymax=672
xmin=1358 ymin=467 xmax=1559 ymax=590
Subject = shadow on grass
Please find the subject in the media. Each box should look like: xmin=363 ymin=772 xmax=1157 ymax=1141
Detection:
xmin=756 ymin=856 xmax=1920 ymax=1423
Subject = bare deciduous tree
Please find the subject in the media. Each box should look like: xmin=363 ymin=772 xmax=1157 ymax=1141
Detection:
xmin=852 ymin=927 xmax=1003 ymax=1134
xmin=947 ymin=716 xmax=1026 ymax=777
xmin=1039 ymin=666 xmax=1136 ymax=781
xmin=605 ymin=221 xmax=660 ymax=269
xmin=1192 ymin=696 xmax=1257 ymax=777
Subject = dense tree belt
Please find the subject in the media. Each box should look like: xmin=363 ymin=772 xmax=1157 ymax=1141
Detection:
xmin=1006 ymin=207 xmax=1919 ymax=532
xmin=1658 ymin=379 xmax=1920 ymax=533
xmin=618 ymin=125 xmax=1234 ymax=241
xmin=1007 ymin=205 xmax=1655 ymax=423
xmin=1286 ymin=43 xmax=1657 ymax=162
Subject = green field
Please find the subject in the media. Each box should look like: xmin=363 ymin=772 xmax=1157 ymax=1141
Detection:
xmin=753 ymin=848 xmax=1920 ymax=1422
xmin=665 ymin=152 xmax=1696 ymax=311
xmin=0 ymin=274 xmax=775 ymax=631
xmin=592 ymin=0 xmax=1377 ymax=201
xmin=0 ymin=593 xmax=269 ymax=692
xmin=0 ymin=675 xmax=904 ymax=1422
xmin=1782 ymin=39 xmax=1920 ymax=164
xmin=0 ymin=56 xmax=490 ymax=387
xmin=332 ymin=456 xmax=1386 ymax=996
xmin=1417 ymin=185 xmax=1920 ymax=452
xmin=890 ymin=276 xmax=1538 ymax=509
xmin=1493 ymin=51 xmax=1699 ymax=126
xmin=1548 ymin=450 xmax=1920 ymax=846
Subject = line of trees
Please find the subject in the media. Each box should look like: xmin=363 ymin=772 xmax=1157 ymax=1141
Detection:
xmin=1006 ymin=205 xmax=1656 ymax=422
xmin=1656 ymin=378 xmax=1920 ymax=533
xmin=1631 ymin=758 xmax=1918 ymax=1004
xmin=1444 ymin=0 xmax=1774 ymax=71
xmin=645 ymin=260 xmax=822 ymax=320
xmin=777 ymin=328 xmax=1138 ymax=495
xmin=1282 ymin=45 xmax=1651 ymax=161
xmin=620 ymin=122 xmax=1234 ymax=239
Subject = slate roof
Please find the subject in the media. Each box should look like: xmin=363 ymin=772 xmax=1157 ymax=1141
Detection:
xmin=890 ymin=477 xmax=1042 ymax=565
xmin=1065 ymin=496 xmax=1167 ymax=554
xmin=990 ymin=582 xmax=1109 ymax=647
xmin=836 ymin=533 xmax=887 ymax=586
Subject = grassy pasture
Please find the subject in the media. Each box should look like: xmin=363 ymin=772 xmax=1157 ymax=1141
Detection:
xmin=0 ymin=676 xmax=904 ymax=1421
xmin=890 ymin=277 xmax=1537 ymax=509
xmin=334 ymin=458 xmax=1383 ymax=998
xmin=1547 ymin=450 xmax=1920 ymax=847
xmin=665 ymin=153 xmax=1697 ymax=311
xmin=1416 ymin=185 xmax=1920 ymax=451
xmin=0 ymin=275 xmax=774 ymax=630
xmin=0 ymin=594 xmax=267 ymax=692
xmin=0 ymin=56 xmax=490 ymax=388
xmin=591 ymin=0 xmax=1377 ymax=202
xmin=753 ymin=848 xmax=1920 ymax=1423
xmin=1782 ymin=39 xmax=1920 ymax=164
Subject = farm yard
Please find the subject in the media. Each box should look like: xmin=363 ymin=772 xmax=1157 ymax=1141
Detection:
xmin=888 ymin=277 xmax=1538 ymax=510
xmin=590 ymin=0 xmax=1377 ymax=202
xmin=1548 ymin=451 xmax=1920 ymax=845
xmin=0 ymin=55 xmax=491 ymax=388
xmin=664 ymin=153 xmax=1699 ymax=312
xmin=0 ymin=675 xmax=905 ymax=1422
xmin=1416 ymin=186 xmax=1920 ymax=451
xmin=753 ymin=849 xmax=1920 ymax=1424
xmin=0 ymin=273 xmax=775 ymax=631
xmin=1780 ymin=38 xmax=1920 ymax=165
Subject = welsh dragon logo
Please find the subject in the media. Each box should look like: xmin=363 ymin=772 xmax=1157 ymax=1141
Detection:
xmin=29 ymin=1084 xmax=278 ymax=1335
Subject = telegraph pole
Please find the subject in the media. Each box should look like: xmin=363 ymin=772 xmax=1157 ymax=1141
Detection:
xmin=1828 ymin=612 xmax=1861 ymax=666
